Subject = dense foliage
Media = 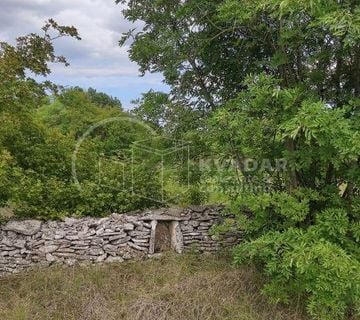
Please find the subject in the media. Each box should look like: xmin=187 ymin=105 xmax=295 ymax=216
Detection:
xmin=1 ymin=1 xmax=359 ymax=318
xmin=120 ymin=1 xmax=360 ymax=319
xmin=0 ymin=23 xmax=166 ymax=218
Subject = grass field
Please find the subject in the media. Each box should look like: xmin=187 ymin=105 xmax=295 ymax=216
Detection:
xmin=0 ymin=253 xmax=307 ymax=320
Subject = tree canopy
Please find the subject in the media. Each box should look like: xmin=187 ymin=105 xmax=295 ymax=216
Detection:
xmin=120 ymin=1 xmax=360 ymax=318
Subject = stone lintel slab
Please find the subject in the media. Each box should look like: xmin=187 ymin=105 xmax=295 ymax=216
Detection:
xmin=140 ymin=214 xmax=190 ymax=221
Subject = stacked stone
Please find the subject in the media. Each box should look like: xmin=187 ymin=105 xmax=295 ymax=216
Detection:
xmin=0 ymin=214 xmax=151 ymax=274
xmin=0 ymin=205 xmax=242 ymax=275
xmin=180 ymin=205 xmax=241 ymax=253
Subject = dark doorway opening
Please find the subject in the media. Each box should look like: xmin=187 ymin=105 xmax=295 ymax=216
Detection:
xmin=154 ymin=221 xmax=171 ymax=253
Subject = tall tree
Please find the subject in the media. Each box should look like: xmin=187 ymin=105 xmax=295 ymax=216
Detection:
xmin=120 ymin=1 xmax=360 ymax=318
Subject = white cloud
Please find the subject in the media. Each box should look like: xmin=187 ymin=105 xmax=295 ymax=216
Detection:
xmin=0 ymin=0 xmax=168 ymax=107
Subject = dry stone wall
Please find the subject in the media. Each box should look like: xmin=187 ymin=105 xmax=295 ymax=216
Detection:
xmin=0 ymin=206 xmax=240 ymax=275
xmin=180 ymin=206 xmax=240 ymax=252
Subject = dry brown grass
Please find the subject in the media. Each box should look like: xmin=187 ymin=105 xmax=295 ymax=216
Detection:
xmin=0 ymin=253 xmax=307 ymax=320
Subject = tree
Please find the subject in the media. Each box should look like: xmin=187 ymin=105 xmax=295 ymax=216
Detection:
xmin=87 ymin=87 xmax=122 ymax=109
xmin=118 ymin=0 xmax=263 ymax=111
xmin=120 ymin=1 xmax=360 ymax=318
xmin=0 ymin=19 xmax=80 ymax=209
xmin=131 ymin=90 xmax=170 ymax=130
xmin=0 ymin=22 xmax=163 ymax=218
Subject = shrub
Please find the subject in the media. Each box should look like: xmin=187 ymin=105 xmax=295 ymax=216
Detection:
xmin=234 ymin=227 xmax=360 ymax=320
xmin=229 ymin=193 xmax=360 ymax=319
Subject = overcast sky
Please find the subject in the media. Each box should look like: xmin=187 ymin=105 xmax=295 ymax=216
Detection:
xmin=0 ymin=0 xmax=168 ymax=109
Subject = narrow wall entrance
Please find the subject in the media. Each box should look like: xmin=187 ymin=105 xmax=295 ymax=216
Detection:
xmin=154 ymin=221 xmax=171 ymax=253
xmin=149 ymin=220 xmax=184 ymax=254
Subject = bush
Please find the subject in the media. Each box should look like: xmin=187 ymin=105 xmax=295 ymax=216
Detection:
xmin=10 ymin=164 xmax=163 ymax=220
xmin=229 ymin=192 xmax=360 ymax=319
xmin=234 ymin=228 xmax=360 ymax=319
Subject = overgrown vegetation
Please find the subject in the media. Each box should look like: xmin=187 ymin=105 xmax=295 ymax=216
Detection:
xmin=120 ymin=1 xmax=360 ymax=319
xmin=0 ymin=24 xmax=190 ymax=219
xmin=0 ymin=1 xmax=359 ymax=319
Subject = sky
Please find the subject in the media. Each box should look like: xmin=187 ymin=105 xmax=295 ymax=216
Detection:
xmin=0 ymin=0 xmax=169 ymax=109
